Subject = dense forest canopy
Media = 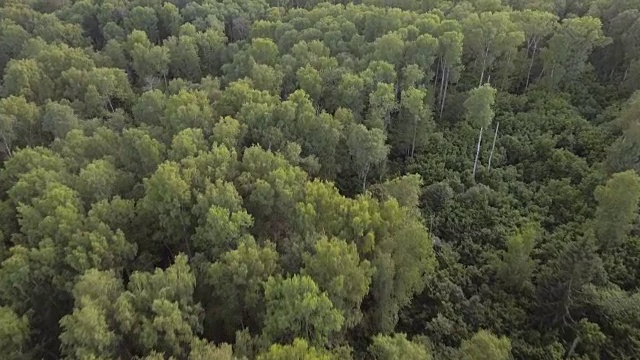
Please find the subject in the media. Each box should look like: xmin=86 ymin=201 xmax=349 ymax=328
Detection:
xmin=1 ymin=0 xmax=640 ymax=358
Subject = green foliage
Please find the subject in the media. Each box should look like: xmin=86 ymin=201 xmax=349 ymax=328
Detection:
xmin=369 ymin=333 xmax=431 ymax=360
xmin=0 ymin=306 xmax=29 ymax=360
xmin=593 ymin=170 xmax=640 ymax=247
xmin=347 ymin=124 xmax=389 ymax=191
xmin=464 ymin=85 xmax=497 ymax=129
xmin=493 ymin=222 xmax=539 ymax=290
xmin=302 ymin=237 xmax=373 ymax=328
xmin=459 ymin=330 xmax=512 ymax=360
xmin=262 ymin=275 xmax=344 ymax=346
xmin=257 ymin=338 xmax=334 ymax=360
xmin=205 ymin=238 xmax=279 ymax=338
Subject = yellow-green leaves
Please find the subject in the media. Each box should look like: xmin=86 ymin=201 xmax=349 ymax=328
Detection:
xmin=263 ymin=275 xmax=344 ymax=346
xmin=0 ymin=306 xmax=29 ymax=360
xmin=459 ymin=330 xmax=512 ymax=360
xmin=369 ymin=333 xmax=431 ymax=360
xmin=302 ymin=237 xmax=373 ymax=328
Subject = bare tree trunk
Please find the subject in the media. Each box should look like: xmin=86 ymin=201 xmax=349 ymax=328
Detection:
xmin=435 ymin=57 xmax=442 ymax=91
xmin=488 ymin=122 xmax=499 ymax=170
xmin=1 ymin=134 xmax=12 ymax=158
xmin=411 ymin=116 xmax=419 ymax=159
xmin=623 ymin=66 xmax=629 ymax=81
xmin=362 ymin=163 xmax=370 ymax=192
xmin=479 ymin=46 xmax=490 ymax=87
xmin=439 ymin=61 xmax=446 ymax=104
xmin=526 ymin=42 xmax=538 ymax=90
xmin=565 ymin=335 xmax=580 ymax=359
xmin=473 ymin=127 xmax=483 ymax=178
xmin=183 ymin=221 xmax=193 ymax=259
xmin=440 ymin=68 xmax=449 ymax=120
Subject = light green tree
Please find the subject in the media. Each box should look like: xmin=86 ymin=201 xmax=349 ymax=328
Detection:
xmin=459 ymin=330 xmax=512 ymax=360
xmin=205 ymin=238 xmax=279 ymax=338
xmin=302 ymin=237 xmax=373 ymax=328
xmin=0 ymin=306 xmax=29 ymax=360
xmin=257 ymin=338 xmax=334 ymax=360
xmin=493 ymin=222 xmax=539 ymax=290
xmin=594 ymin=171 xmax=640 ymax=248
xmin=369 ymin=333 xmax=431 ymax=360
xmin=347 ymin=124 xmax=389 ymax=192
xmin=262 ymin=275 xmax=344 ymax=346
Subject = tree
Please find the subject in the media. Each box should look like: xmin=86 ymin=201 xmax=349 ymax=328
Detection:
xmin=159 ymin=90 xmax=215 ymax=143
xmin=512 ymin=10 xmax=558 ymax=89
xmin=337 ymin=73 xmax=365 ymax=116
xmin=118 ymin=128 xmax=166 ymax=180
xmin=347 ymin=124 xmax=389 ymax=192
xmin=302 ymin=237 xmax=373 ymax=328
xmin=157 ymin=3 xmax=183 ymax=40
xmin=464 ymin=85 xmax=497 ymax=177
xmin=297 ymin=65 xmax=323 ymax=109
xmin=166 ymin=34 xmax=202 ymax=81
xmin=257 ymin=338 xmax=334 ymax=360
xmin=436 ymin=31 xmax=464 ymax=118
xmin=401 ymin=64 xmax=425 ymax=90
xmin=212 ymin=116 xmax=246 ymax=150
xmin=367 ymin=82 xmax=397 ymax=130
xmin=2 ymin=58 xmax=53 ymax=103
xmin=76 ymin=159 xmax=120 ymax=204
xmin=464 ymin=85 xmax=497 ymax=130
xmin=262 ymin=275 xmax=344 ymax=346
xmin=368 ymin=203 xmax=436 ymax=333
xmin=606 ymin=91 xmax=640 ymax=173
xmin=168 ymin=128 xmax=208 ymax=161
xmin=138 ymin=162 xmax=192 ymax=254
xmin=113 ymin=255 xmax=202 ymax=358
xmin=405 ymin=34 xmax=439 ymax=78
xmin=463 ymin=12 xmax=524 ymax=86
xmin=191 ymin=203 xmax=253 ymax=261
xmin=458 ymin=330 xmax=512 ymax=360
xmin=0 ymin=20 xmax=30 ymax=74
xmin=124 ymin=6 xmax=159 ymax=42
xmin=0 ymin=95 xmax=41 ymax=154
xmin=398 ymin=87 xmax=432 ymax=158
xmin=371 ymin=174 xmax=423 ymax=209
xmin=249 ymin=38 xmax=279 ymax=66
xmin=371 ymin=31 xmax=406 ymax=69
xmin=127 ymin=30 xmax=170 ymax=85
xmin=593 ymin=171 xmax=640 ymax=248
xmin=369 ymin=333 xmax=430 ymax=360
xmin=205 ymin=238 xmax=279 ymax=339
xmin=0 ymin=306 xmax=29 ymax=360
xmin=60 ymin=67 xmax=134 ymax=117
xmin=196 ymin=28 xmax=226 ymax=77
xmin=250 ymin=64 xmax=283 ymax=95
xmin=493 ymin=222 xmax=539 ymax=290
xmin=41 ymin=101 xmax=80 ymax=140
xmin=59 ymin=270 xmax=123 ymax=360
xmin=541 ymin=17 xmax=610 ymax=88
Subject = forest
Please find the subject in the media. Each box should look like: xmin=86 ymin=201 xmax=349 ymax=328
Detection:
xmin=1 ymin=0 xmax=640 ymax=358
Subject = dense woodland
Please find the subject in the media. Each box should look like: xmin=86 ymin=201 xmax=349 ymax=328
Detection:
xmin=2 ymin=0 xmax=640 ymax=358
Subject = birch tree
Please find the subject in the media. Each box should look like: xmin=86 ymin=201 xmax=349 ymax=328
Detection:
xmin=347 ymin=124 xmax=389 ymax=192
xmin=464 ymin=85 xmax=497 ymax=177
